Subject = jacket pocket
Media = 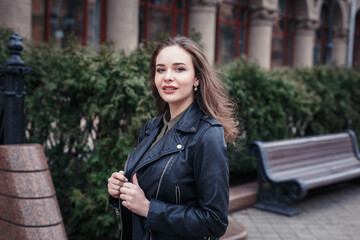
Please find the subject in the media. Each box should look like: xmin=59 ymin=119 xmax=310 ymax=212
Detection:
xmin=175 ymin=186 xmax=181 ymax=205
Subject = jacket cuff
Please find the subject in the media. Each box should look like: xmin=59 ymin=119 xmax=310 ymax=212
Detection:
xmin=144 ymin=199 xmax=163 ymax=229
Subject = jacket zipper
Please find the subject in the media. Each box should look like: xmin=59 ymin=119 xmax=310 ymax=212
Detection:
xmin=118 ymin=153 xmax=131 ymax=240
xmin=155 ymin=154 xmax=174 ymax=199
xmin=120 ymin=153 xmax=131 ymax=211
xmin=150 ymin=154 xmax=175 ymax=240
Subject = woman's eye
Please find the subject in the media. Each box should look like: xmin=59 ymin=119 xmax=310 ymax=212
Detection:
xmin=176 ymin=67 xmax=185 ymax=72
xmin=156 ymin=68 xmax=165 ymax=73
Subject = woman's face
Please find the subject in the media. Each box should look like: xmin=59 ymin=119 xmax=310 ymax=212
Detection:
xmin=155 ymin=45 xmax=199 ymax=117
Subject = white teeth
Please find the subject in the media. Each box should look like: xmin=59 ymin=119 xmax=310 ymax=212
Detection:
xmin=164 ymin=88 xmax=176 ymax=90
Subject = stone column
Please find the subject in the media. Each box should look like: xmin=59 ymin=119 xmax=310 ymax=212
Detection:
xmin=332 ymin=27 xmax=348 ymax=66
xmin=106 ymin=0 xmax=139 ymax=53
xmin=293 ymin=19 xmax=318 ymax=67
xmin=189 ymin=0 xmax=221 ymax=65
xmin=248 ymin=7 xmax=278 ymax=69
xmin=0 ymin=0 xmax=31 ymax=39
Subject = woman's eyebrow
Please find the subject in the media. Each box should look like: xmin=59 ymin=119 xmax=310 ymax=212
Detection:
xmin=173 ymin=62 xmax=187 ymax=66
xmin=156 ymin=62 xmax=187 ymax=67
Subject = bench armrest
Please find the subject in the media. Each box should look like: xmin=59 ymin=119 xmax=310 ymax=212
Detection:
xmin=250 ymin=141 xmax=307 ymax=204
xmin=346 ymin=129 xmax=360 ymax=160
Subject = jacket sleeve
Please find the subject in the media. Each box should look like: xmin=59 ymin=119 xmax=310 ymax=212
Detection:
xmin=144 ymin=125 xmax=229 ymax=239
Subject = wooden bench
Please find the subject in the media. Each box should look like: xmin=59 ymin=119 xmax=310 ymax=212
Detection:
xmin=250 ymin=130 xmax=360 ymax=216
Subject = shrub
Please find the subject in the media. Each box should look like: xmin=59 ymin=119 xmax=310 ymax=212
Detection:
xmin=221 ymin=60 xmax=320 ymax=171
xmin=294 ymin=66 xmax=360 ymax=138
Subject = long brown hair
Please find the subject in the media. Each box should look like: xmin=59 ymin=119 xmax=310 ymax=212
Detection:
xmin=149 ymin=36 xmax=239 ymax=143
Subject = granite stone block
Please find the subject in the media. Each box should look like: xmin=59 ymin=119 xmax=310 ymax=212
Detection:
xmin=0 ymin=170 xmax=55 ymax=198
xmin=0 ymin=144 xmax=48 ymax=171
xmin=0 ymin=195 xmax=63 ymax=226
xmin=0 ymin=144 xmax=67 ymax=239
xmin=0 ymin=220 xmax=67 ymax=240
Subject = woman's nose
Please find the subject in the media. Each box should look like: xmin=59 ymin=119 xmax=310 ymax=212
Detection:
xmin=164 ymin=69 xmax=174 ymax=81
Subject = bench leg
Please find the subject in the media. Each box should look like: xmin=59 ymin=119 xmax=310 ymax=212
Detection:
xmin=255 ymin=177 xmax=306 ymax=216
xmin=253 ymin=201 xmax=299 ymax=216
xmin=251 ymin=143 xmax=307 ymax=216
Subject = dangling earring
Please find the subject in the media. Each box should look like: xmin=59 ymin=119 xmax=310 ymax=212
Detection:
xmin=194 ymin=86 xmax=198 ymax=91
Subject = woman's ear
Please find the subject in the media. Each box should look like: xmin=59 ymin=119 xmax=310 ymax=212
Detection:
xmin=194 ymin=78 xmax=199 ymax=87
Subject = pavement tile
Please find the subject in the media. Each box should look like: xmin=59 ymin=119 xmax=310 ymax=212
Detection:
xmin=229 ymin=182 xmax=360 ymax=240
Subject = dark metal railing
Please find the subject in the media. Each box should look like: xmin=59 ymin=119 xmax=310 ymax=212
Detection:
xmin=0 ymin=33 xmax=32 ymax=144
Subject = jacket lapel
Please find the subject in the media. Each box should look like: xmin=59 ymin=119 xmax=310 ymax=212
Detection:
xmin=133 ymin=128 xmax=184 ymax=174
xmin=125 ymin=121 xmax=161 ymax=176
xmin=127 ymin=102 xmax=204 ymax=176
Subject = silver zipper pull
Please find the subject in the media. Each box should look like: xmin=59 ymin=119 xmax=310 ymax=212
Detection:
xmin=115 ymin=208 xmax=120 ymax=216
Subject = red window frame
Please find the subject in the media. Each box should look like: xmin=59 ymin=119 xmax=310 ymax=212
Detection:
xmin=139 ymin=0 xmax=189 ymax=40
xmin=215 ymin=0 xmax=249 ymax=64
xmin=44 ymin=0 xmax=107 ymax=45
xmin=271 ymin=0 xmax=295 ymax=67
xmin=314 ymin=4 xmax=328 ymax=65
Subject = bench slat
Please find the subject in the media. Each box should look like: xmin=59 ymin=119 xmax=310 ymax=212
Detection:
xmin=304 ymin=167 xmax=360 ymax=189
xmin=269 ymin=152 xmax=356 ymax=172
xmin=262 ymin=133 xmax=349 ymax=148
xmin=273 ymin=157 xmax=360 ymax=181
xmin=266 ymin=141 xmax=353 ymax=160
xmin=266 ymin=139 xmax=354 ymax=164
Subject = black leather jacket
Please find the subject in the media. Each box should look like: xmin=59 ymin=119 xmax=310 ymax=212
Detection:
xmin=110 ymin=102 xmax=229 ymax=240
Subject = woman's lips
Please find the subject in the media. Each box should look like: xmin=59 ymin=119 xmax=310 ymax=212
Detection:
xmin=162 ymin=86 xmax=177 ymax=94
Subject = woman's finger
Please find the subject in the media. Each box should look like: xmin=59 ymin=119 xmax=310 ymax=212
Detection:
xmin=120 ymin=193 xmax=131 ymax=202
xmin=122 ymin=182 xmax=137 ymax=189
xmin=108 ymin=177 xmax=121 ymax=185
xmin=111 ymin=172 xmax=128 ymax=182
xmin=108 ymin=187 xmax=120 ymax=197
xmin=119 ymin=186 xmax=135 ymax=195
xmin=108 ymin=188 xmax=120 ymax=194
xmin=108 ymin=182 xmax=121 ymax=190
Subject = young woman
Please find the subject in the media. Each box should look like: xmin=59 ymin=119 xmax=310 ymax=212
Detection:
xmin=107 ymin=36 xmax=238 ymax=240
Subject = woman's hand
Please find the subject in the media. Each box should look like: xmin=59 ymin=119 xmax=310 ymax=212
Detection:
xmin=108 ymin=170 xmax=128 ymax=199
xmin=120 ymin=173 xmax=150 ymax=217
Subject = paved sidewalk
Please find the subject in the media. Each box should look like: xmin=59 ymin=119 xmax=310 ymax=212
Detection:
xmin=230 ymin=181 xmax=360 ymax=240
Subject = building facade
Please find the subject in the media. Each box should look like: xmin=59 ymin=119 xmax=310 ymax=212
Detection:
xmin=0 ymin=0 xmax=359 ymax=69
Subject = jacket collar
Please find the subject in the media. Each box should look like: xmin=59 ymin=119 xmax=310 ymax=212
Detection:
xmin=151 ymin=101 xmax=204 ymax=134
xmin=176 ymin=101 xmax=204 ymax=133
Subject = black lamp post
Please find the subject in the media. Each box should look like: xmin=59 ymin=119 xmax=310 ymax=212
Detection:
xmin=0 ymin=33 xmax=32 ymax=144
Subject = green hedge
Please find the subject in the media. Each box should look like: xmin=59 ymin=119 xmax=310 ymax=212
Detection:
xmin=222 ymin=61 xmax=321 ymax=171
xmin=1 ymin=28 xmax=360 ymax=239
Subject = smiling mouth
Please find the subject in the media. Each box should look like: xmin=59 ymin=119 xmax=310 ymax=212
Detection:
xmin=163 ymin=87 xmax=177 ymax=90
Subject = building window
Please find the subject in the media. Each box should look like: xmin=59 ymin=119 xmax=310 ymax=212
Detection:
xmin=314 ymin=4 xmax=328 ymax=66
xmin=31 ymin=0 xmax=106 ymax=48
xmin=353 ymin=11 xmax=360 ymax=69
xmin=32 ymin=0 xmax=47 ymax=43
xmin=271 ymin=0 xmax=295 ymax=67
xmin=139 ymin=0 xmax=189 ymax=42
xmin=215 ymin=0 xmax=249 ymax=65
